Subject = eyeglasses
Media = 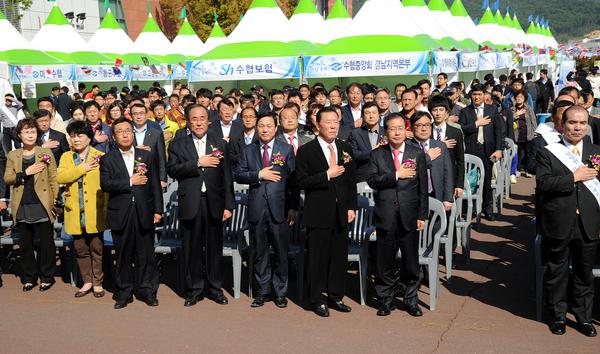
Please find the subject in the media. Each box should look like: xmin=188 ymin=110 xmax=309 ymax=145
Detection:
xmin=131 ymin=111 xmax=146 ymax=116
xmin=387 ymin=127 xmax=405 ymax=133
xmin=114 ymin=129 xmax=133 ymax=135
xmin=414 ymin=123 xmax=432 ymax=129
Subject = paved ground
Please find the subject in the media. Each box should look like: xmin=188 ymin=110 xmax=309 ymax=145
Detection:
xmin=0 ymin=177 xmax=598 ymax=353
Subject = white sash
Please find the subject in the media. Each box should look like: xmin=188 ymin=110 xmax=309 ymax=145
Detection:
xmin=0 ymin=105 xmax=19 ymax=128
xmin=545 ymin=142 xmax=600 ymax=208
xmin=536 ymin=123 xmax=561 ymax=144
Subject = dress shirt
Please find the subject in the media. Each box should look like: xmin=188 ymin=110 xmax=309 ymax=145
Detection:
xmin=220 ymin=120 xmax=233 ymax=137
xmin=391 ymin=142 xmax=405 ymax=180
xmin=563 ymin=137 xmax=584 ymax=163
xmin=192 ymin=134 xmax=207 ymax=192
xmin=318 ymin=136 xmax=338 ymax=180
xmin=433 ymin=122 xmax=447 ymax=141
xmin=367 ymin=128 xmax=380 ymax=149
xmin=40 ymin=131 xmax=50 ymax=144
xmin=134 ymin=124 xmax=147 ymax=145
xmin=260 ymin=139 xmax=275 ymax=161
xmin=244 ymin=131 xmax=255 ymax=145
xmin=350 ymin=104 xmax=362 ymax=122
xmin=283 ymin=131 xmax=298 ymax=152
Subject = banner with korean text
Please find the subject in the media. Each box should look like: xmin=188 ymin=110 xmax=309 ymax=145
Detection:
xmin=478 ymin=52 xmax=498 ymax=71
xmin=76 ymin=65 xmax=130 ymax=82
xmin=187 ymin=57 xmax=301 ymax=82
xmin=432 ymin=51 xmax=459 ymax=73
xmin=303 ymin=52 xmax=429 ymax=78
xmin=458 ymin=52 xmax=479 ymax=72
xmin=10 ymin=65 xmax=76 ymax=84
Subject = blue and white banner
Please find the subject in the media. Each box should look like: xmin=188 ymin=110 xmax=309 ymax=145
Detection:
xmin=459 ymin=52 xmax=479 ymax=72
xmin=188 ymin=57 xmax=300 ymax=82
xmin=537 ymin=54 xmax=550 ymax=65
xmin=523 ymin=54 xmax=538 ymax=67
xmin=76 ymin=65 xmax=130 ymax=82
xmin=432 ymin=51 xmax=459 ymax=73
xmin=303 ymin=52 xmax=429 ymax=78
xmin=10 ymin=65 xmax=76 ymax=84
xmin=131 ymin=64 xmax=170 ymax=81
xmin=496 ymin=52 xmax=513 ymax=69
xmin=170 ymin=63 xmax=187 ymax=80
xmin=478 ymin=52 xmax=498 ymax=71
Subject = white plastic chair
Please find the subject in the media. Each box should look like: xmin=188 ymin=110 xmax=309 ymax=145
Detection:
xmin=464 ymin=154 xmax=485 ymax=230
xmin=223 ymin=193 xmax=248 ymax=299
xmin=503 ymin=138 xmax=518 ymax=199
xmin=491 ymin=155 xmax=504 ymax=214
xmin=439 ymin=200 xmax=458 ymax=281
xmin=347 ymin=195 xmax=374 ymax=306
xmin=418 ymin=197 xmax=447 ymax=311
xmin=454 ymin=187 xmax=474 ymax=264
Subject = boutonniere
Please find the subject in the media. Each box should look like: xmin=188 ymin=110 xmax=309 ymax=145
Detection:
xmin=272 ymin=151 xmax=286 ymax=166
xmin=376 ymin=137 xmax=388 ymax=148
xmin=134 ymin=160 xmax=148 ymax=175
xmin=210 ymin=145 xmax=224 ymax=159
xmin=38 ymin=153 xmax=51 ymax=164
xmin=92 ymin=155 xmax=101 ymax=163
xmin=402 ymin=158 xmax=416 ymax=170
xmin=342 ymin=151 xmax=352 ymax=164
xmin=588 ymin=154 xmax=600 ymax=171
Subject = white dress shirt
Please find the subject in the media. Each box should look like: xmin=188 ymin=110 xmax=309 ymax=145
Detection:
xmin=433 ymin=122 xmax=447 ymax=141
xmin=120 ymin=147 xmax=135 ymax=177
xmin=350 ymin=104 xmax=362 ymax=122
xmin=220 ymin=121 xmax=232 ymax=138
xmin=317 ymin=136 xmax=338 ymax=165
xmin=283 ymin=131 xmax=298 ymax=151
xmin=192 ymin=134 xmax=207 ymax=192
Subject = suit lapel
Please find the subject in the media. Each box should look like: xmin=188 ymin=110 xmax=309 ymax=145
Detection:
xmin=184 ymin=134 xmax=199 ymax=159
xmin=143 ymin=128 xmax=151 ymax=146
xmin=253 ymin=140 xmax=264 ymax=170
xmin=312 ymin=139 xmax=329 ymax=170
xmin=382 ymin=144 xmax=395 ymax=172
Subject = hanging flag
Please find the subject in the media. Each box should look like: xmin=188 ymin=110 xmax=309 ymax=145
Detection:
xmin=113 ymin=67 xmax=121 ymax=75
xmin=167 ymin=65 xmax=173 ymax=75
xmin=473 ymin=17 xmax=479 ymax=25
xmin=141 ymin=56 xmax=150 ymax=66
xmin=179 ymin=5 xmax=186 ymax=19
xmin=527 ymin=15 xmax=533 ymax=23
xmin=213 ymin=11 xmax=218 ymax=22
xmin=491 ymin=0 xmax=500 ymax=12
xmin=149 ymin=65 xmax=159 ymax=74
xmin=114 ymin=58 xmax=123 ymax=68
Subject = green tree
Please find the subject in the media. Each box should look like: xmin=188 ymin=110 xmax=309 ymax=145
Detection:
xmin=3 ymin=0 xmax=33 ymax=22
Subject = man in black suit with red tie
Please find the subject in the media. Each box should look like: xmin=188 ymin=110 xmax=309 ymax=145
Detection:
xmin=234 ymin=112 xmax=298 ymax=308
xmin=296 ymin=106 xmax=357 ymax=317
xmin=459 ymin=84 xmax=503 ymax=221
xmin=167 ymin=105 xmax=234 ymax=307
xmin=100 ymin=117 xmax=163 ymax=309
xmin=367 ymin=113 xmax=428 ymax=317
xmin=536 ymin=106 xmax=600 ymax=337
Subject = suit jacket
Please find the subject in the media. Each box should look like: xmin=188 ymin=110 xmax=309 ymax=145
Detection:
xmin=234 ymin=139 xmax=299 ymax=224
xmin=4 ymin=146 xmax=59 ymax=224
xmin=348 ymin=125 xmax=384 ymax=182
xmin=56 ymin=93 xmax=72 ymax=120
xmin=443 ymin=124 xmax=465 ymax=189
xmin=166 ymin=132 xmax=234 ymax=221
xmin=366 ymin=143 xmax=428 ymax=231
xmin=208 ymin=119 xmax=243 ymax=142
xmin=536 ymin=139 xmax=600 ymax=241
xmin=459 ymin=104 xmax=503 ymax=157
xmin=418 ymin=139 xmax=454 ymax=203
xmin=37 ymin=128 xmax=69 ymax=164
xmin=99 ymin=148 xmax=163 ymax=231
xmin=229 ymin=130 xmax=258 ymax=167
xmin=135 ymin=125 xmax=167 ymax=182
xmin=296 ymin=138 xmax=357 ymax=229
xmin=91 ymin=121 xmax=113 ymax=153
xmin=0 ymin=145 xmax=6 ymax=198
xmin=341 ymin=104 xmax=360 ymax=128
xmin=536 ymin=79 xmax=555 ymax=102
xmin=275 ymin=128 xmax=312 ymax=150
xmin=56 ymin=147 xmax=108 ymax=235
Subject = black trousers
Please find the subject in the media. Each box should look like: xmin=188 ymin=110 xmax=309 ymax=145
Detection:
xmin=112 ymin=204 xmax=158 ymax=302
xmin=375 ymin=216 xmax=420 ymax=306
xmin=543 ymin=216 xmax=599 ymax=323
xmin=307 ymin=223 xmax=348 ymax=305
xmin=250 ymin=210 xmax=290 ymax=297
xmin=18 ymin=221 xmax=55 ymax=284
xmin=471 ymin=144 xmax=494 ymax=214
xmin=181 ymin=195 xmax=224 ymax=298
xmin=517 ymin=141 xmax=536 ymax=174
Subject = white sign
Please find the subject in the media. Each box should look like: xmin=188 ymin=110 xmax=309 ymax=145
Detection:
xmin=496 ymin=52 xmax=513 ymax=69
xmin=11 ymin=65 xmax=76 ymax=84
xmin=131 ymin=64 xmax=170 ymax=81
xmin=433 ymin=51 xmax=459 ymax=73
xmin=76 ymin=65 xmax=130 ymax=82
xmin=478 ymin=53 xmax=498 ymax=71
xmin=459 ymin=52 xmax=479 ymax=72
xmin=188 ymin=57 xmax=300 ymax=82
xmin=303 ymin=52 xmax=429 ymax=78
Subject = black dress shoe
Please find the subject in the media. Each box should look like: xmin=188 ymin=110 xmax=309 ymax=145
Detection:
xmin=483 ymin=212 xmax=496 ymax=222
xmin=144 ymin=297 xmax=159 ymax=307
xmin=22 ymin=283 xmax=37 ymax=292
xmin=549 ymin=320 xmax=566 ymax=335
xmin=184 ymin=295 xmax=203 ymax=307
xmin=251 ymin=295 xmax=268 ymax=308
xmin=406 ymin=304 xmax=423 ymax=317
xmin=578 ymin=322 xmax=597 ymax=337
xmin=74 ymin=288 xmax=92 ymax=298
xmin=312 ymin=304 xmax=330 ymax=317
xmin=274 ymin=296 xmax=288 ymax=308
xmin=377 ymin=303 xmax=395 ymax=316
xmin=207 ymin=293 xmax=228 ymax=305
xmin=329 ymin=299 xmax=352 ymax=313
xmin=114 ymin=297 xmax=133 ymax=310
xmin=39 ymin=280 xmax=55 ymax=292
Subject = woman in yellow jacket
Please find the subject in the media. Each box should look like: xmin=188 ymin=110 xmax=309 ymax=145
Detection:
xmin=4 ymin=117 xmax=59 ymax=292
xmin=57 ymin=121 xmax=108 ymax=298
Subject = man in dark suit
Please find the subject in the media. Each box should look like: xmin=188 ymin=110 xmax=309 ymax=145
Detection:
xmin=229 ymin=106 xmax=258 ymax=167
xmin=341 ymin=82 xmax=364 ymax=129
xmin=56 ymin=86 xmax=73 ymax=120
xmin=275 ymin=104 xmax=312 ymax=155
xmin=100 ymin=117 xmax=163 ymax=309
xmin=429 ymin=96 xmax=465 ymax=198
xmin=536 ymin=69 xmax=555 ymax=114
xmin=459 ymin=84 xmax=504 ymax=221
xmin=348 ymin=102 xmax=384 ymax=182
xmin=367 ymin=113 xmax=428 ymax=317
xmin=411 ymin=112 xmax=454 ymax=208
xmin=234 ymin=112 xmax=298 ymax=308
xmin=33 ymin=109 xmax=69 ymax=163
xmin=208 ymin=99 xmax=243 ymax=143
xmin=536 ymin=106 xmax=600 ymax=337
xmin=130 ymin=104 xmax=167 ymax=190
xmin=167 ymin=105 xmax=234 ymax=307
xmin=296 ymin=106 xmax=357 ymax=317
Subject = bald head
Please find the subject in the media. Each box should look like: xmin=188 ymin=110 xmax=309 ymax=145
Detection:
xmin=562 ymin=105 xmax=589 ymax=125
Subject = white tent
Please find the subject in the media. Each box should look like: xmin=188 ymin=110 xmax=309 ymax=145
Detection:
xmin=88 ymin=9 xmax=134 ymax=55
xmin=476 ymin=7 xmax=512 ymax=48
xmin=428 ymin=0 xmax=479 ymax=50
xmin=200 ymin=20 xmax=228 ymax=55
xmin=324 ymin=0 xmax=352 ymax=41
xmin=171 ymin=18 xmax=204 ymax=57
xmin=288 ymin=0 xmax=329 ymax=44
xmin=132 ymin=13 xmax=174 ymax=56
xmin=225 ymin=0 xmax=291 ymax=43
xmin=402 ymin=0 xmax=461 ymax=49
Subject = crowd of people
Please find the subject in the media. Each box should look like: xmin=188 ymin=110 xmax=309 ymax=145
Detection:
xmin=0 ymin=66 xmax=599 ymax=336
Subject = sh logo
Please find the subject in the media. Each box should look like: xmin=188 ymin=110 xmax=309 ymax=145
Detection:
xmin=220 ymin=64 xmax=234 ymax=76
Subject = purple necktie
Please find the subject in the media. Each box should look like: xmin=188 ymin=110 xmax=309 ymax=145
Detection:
xmin=262 ymin=145 xmax=270 ymax=168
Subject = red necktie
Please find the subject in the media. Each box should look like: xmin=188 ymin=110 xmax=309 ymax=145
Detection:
xmin=289 ymin=135 xmax=297 ymax=155
xmin=392 ymin=150 xmax=401 ymax=170
xmin=262 ymin=145 xmax=270 ymax=168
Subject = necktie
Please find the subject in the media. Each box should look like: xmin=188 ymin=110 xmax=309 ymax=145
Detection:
xmin=244 ymin=136 xmax=252 ymax=145
xmin=262 ymin=145 xmax=270 ymax=168
xmin=435 ymin=128 xmax=443 ymax=141
xmin=392 ymin=150 xmax=401 ymax=171
xmin=328 ymin=144 xmax=336 ymax=168
xmin=421 ymin=142 xmax=434 ymax=194
xmin=477 ymin=107 xmax=484 ymax=145
xmin=288 ymin=135 xmax=297 ymax=155
xmin=572 ymin=146 xmax=580 ymax=156
xmin=196 ymin=139 xmax=206 ymax=192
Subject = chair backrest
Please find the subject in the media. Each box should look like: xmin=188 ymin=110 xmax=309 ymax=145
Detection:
xmin=161 ymin=191 xmax=180 ymax=240
xmin=234 ymin=182 xmax=249 ymax=194
xmin=357 ymin=182 xmax=375 ymax=206
xmin=419 ymin=197 xmax=447 ymax=256
xmin=464 ymin=154 xmax=485 ymax=196
xmin=348 ymin=195 xmax=373 ymax=246
xmin=223 ymin=192 xmax=248 ymax=243
xmin=504 ymin=138 xmax=517 ymax=160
